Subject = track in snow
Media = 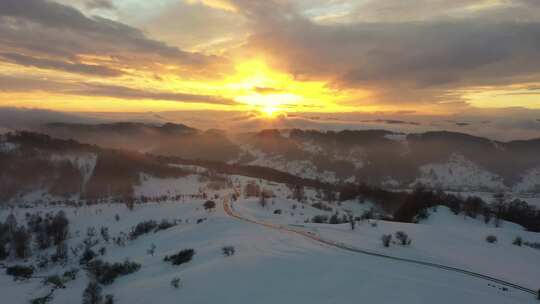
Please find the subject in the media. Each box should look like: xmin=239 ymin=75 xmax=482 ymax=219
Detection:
xmin=223 ymin=198 xmax=538 ymax=298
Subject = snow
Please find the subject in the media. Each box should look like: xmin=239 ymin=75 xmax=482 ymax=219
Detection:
xmin=240 ymin=145 xmax=340 ymax=183
xmin=234 ymin=200 xmax=540 ymax=291
xmin=413 ymin=153 xmax=507 ymax=192
xmin=134 ymin=174 xmax=207 ymax=197
xmin=1 ymin=175 xmax=539 ymax=304
xmin=0 ymin=141 xmax=18 ymax=153
xmin=514 ymin=167 xmax=540 ymax=194
xmin=50 ymin=153 xmax=97 ymax=191
xmin=384 ymin=133 xmax=407 ymax=142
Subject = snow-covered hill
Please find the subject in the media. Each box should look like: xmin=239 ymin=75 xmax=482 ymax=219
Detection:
xmin=1 ymin=175 xmax=539 ymax=304
xmin=413 ymin=154 xmax=507 ymax=192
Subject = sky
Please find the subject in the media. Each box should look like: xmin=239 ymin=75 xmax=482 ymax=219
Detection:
xmin=0 ymin=0 xmax=540 ymax=136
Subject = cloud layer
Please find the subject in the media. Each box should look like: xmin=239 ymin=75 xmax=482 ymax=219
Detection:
xmin=0 ymin=0 xmax=539 ymax=118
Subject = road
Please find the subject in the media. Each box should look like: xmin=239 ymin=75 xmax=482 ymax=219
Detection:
xmin=223 ymin=197 xmax=538 ymax=299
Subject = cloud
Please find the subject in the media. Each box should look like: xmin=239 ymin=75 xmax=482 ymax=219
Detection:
xmin=0 ymin=75 xmax=235 ymax=105
xmin=70 ymin=83 xmax=236 ymax=105
xmin=0 ymin=52 xmax=123 ymax=77
xmin=0 ymin=0 xmax=226 ymax=74
xmin=220 ymin=0 xmax=540 ymax=108
xmin=84 ymin=0 xmax=115 ymax=11
xmin=0 ymin=106 xmax=107 ymax=130
xmin=254 ymin=87 xmax=284 ymax=94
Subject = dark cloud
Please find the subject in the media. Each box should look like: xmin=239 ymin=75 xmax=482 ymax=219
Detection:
xmin=224 ymin=0 xmax=540 ymax=107
xmin=84 ymin=0 xmax=115 ymax=10
xmin=0 ymin=0 xmax=225 ymax=75
xmin=0 ymin=52 xmax=123 ymax=77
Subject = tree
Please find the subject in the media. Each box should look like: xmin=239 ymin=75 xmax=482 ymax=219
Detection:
xmin=259 ymin=193 xmax=267 ymax=208
xmin=100 ymin=227 xmax=110 ymax=243
xmin=395 ymin=231 xmax=412 ymax=246
xmin=51 ymin=211 xmax=69 ymax=245
xmin=329 ymin=213 xmax=340 ymax=224
xmin=5 ymin=213 xmax=17 ymax=235
xmin=82 ymin=281 xmax=103 ymax=304
xmin=12 ymin=226 xmax=31 ymax=259
xmin=492 ymin=192 xmax=508 ymax=228
xmin=222 ymin=246 xmax=235 ymax=257
xmin=381 ymin=234 xmax=392 ymax=247
xmin=513 ymin=237 xmax=523 ymax=246
xmin=171 ymin=277 xmax=181 ymax=289
xmin=53 ymin=241 xmax=68 ymax=264
xmin=104 ymin=295 xmax=114 ymax=304
xmin=291 ymin=185 xmax=306 ymax=203
xmin=486 ymin=235 xmax=497 ymax=243
xmin=35 ymin=221 xmax=51 ymax=250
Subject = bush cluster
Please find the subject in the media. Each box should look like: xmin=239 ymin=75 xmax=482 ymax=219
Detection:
xmin=129 ymin=219 xmax=177 ymax=240
xmin=6 ymin=265 xmax=34 ymax=280
xmin=222 ymin=246 xmax=235 ymax=257
xmin=87 ymin=259 xmax=141 ymax=285
xmin=164 ymin=249 xmax=195 ymax=266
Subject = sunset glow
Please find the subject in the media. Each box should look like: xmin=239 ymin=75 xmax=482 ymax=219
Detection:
xmin=0 ymin=0 xmax=539 ymax=118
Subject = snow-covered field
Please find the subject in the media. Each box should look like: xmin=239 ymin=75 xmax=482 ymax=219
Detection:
xmin=1 ymin=175 xmax=539 ymax=304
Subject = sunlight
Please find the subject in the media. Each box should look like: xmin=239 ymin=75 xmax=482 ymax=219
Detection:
xmin=227 ymin=58 xmax=357 ymax=114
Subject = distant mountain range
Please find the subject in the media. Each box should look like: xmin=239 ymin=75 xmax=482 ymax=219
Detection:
xmin=5 ymin=122 xmax=540 ymax=195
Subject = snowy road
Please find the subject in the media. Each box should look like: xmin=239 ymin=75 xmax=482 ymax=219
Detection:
xmin=223 ymin=197 xmax=538 ymax=299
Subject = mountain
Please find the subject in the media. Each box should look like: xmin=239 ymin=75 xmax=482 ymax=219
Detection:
xmin=24 ymin=122 xmax=540 ymax=194
xmin=0 ymin=131 xmax=188 ymax=203
xmin=42 ymin=122 xmax=240 ymax=162
xmin=233 ymin=129 xmax=540 ymax=193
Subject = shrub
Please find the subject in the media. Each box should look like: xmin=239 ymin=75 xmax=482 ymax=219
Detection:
xmin=395 ymin=231 xmax=412 ymax=246
xmin=222 ymin=246 xmax=235 ymax=257
xmin=43 ymin=275 xmax=65 ymax=289
xmin=329 ymin=213 xmax=342 ymax=224
xmin=513 ymin=236 xmax=523 ymax=246
xmin=203 ymin=201 xmax=216 ymax=211
xmin=381 ymin=234 xmax=392 ymax=247
xmin=87 ymin=259 xmax=141 ymax=285
xmin=155 ymin=220 xmax=176 ymax=232
xmin=63 ymin=268 xmax=79 ymax=281
xmin=164 ymin=249 xmax=195 ymax=266
xmin=486 ymin=235 xmax=498 ymax=243
xmin=171 ymin=277 xmax=182 ymax=289
xmin=80 ymin=248 xmax=97 ymax=265
xmin=30 ymin=295 xmax=52 ymax=304
xmin=524 ymin=242 xmax=540 ymax=250
xmin=6 ymin=265 xmax=34 ymax=280
xmin=104 ymin=294 xmax=114 ymax=304
xmin=129 ymin=220 xmax=158 ymax=240
xmin=311 ymin=215 xmax=329 ymax=224
xmin=311 ymin=202 xmax=332 ymax=212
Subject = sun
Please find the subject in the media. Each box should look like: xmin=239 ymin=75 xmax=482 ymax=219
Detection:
xmin=262 ymin=106 xmax=279 ymax=118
